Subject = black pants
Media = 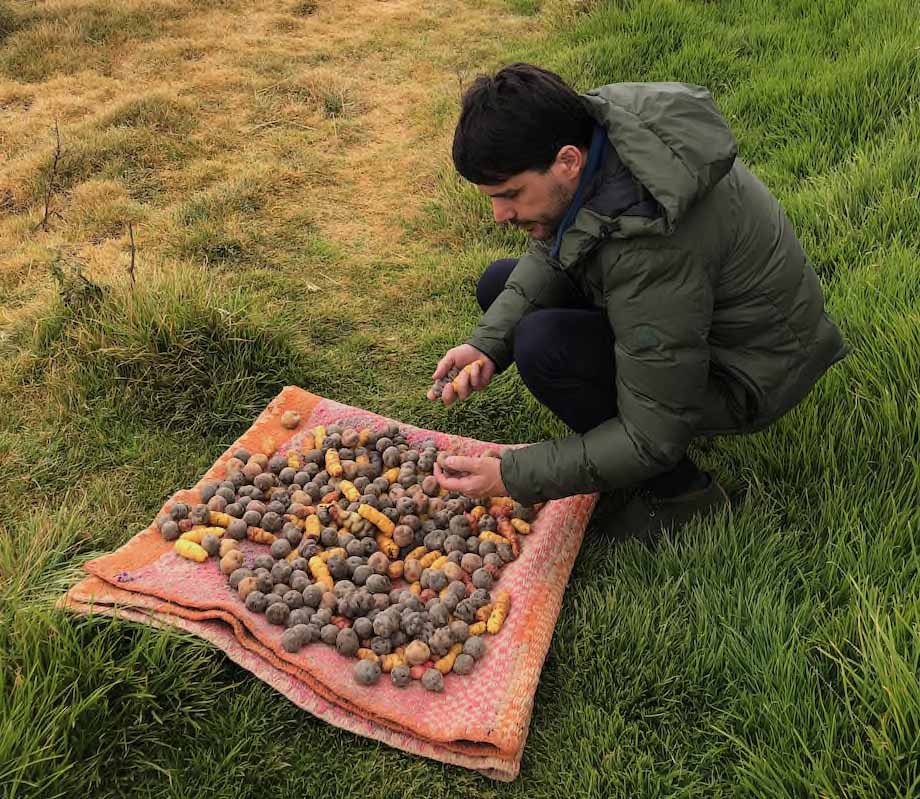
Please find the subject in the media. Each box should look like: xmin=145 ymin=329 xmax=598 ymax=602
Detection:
xmin=477 ymin=258 xmax=705 ymax=497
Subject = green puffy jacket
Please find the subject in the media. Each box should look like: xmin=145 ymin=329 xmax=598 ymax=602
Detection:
xmin=466 ymin=82 xmax=848 ymax=505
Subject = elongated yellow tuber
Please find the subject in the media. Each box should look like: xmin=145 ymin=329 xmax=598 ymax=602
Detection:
xmin=339 ymin=480 xmax=360 ymax=503
xmin=497 ymin=518 xmax=521 ymax=556
xmin=319 ymin=547 xmax=346 ymax=562
xmin=325 ymin=448 xmax=343 ymax=477
xmin=357 ymin=504 xmax=395 ymax=535
xmin=486 ymin=591 xmax=511 ymax=634
xmin=308 ymin=556 xmax=334 ymax=592
xmin=174 ymin=539 xmax=209 ymax=562
xmin=450 ymin=358 xmax=487 ymax=392
xmin=179 ymin=526 xmax=225 ymax=544
xmin=356 ymin=648 xmax=380 ymax=663
xmin=283 ymin=514 xmax=306 ymax=529
xmin=380 ymin=653 xmax=406 ymax=673
xmin=304 ymin=515 xmax=321 ymax=538
xmin=246 ymin=526 xmax=276 ymax=544
xmin=436 ymin=643 xmax=464 ymax=674
xmin=312 ymin=426 xmax=326 ymax=451
xmin=376 ymin=535 xmax=399 ymax=560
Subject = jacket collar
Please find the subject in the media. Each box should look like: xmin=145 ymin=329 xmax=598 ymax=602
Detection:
xmin=548 ymin=124 xmax=608 ymax=260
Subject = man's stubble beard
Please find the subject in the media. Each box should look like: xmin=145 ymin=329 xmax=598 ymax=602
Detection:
xmin=528 ymin=181 xmax=576 ymax=240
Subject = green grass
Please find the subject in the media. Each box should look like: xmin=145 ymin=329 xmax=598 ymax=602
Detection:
xmin=2 ymin=0 xmax=919 ymax=796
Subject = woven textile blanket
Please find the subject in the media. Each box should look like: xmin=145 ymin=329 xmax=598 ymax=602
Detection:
xmin=62 ymin=387 xmax=597 ymax=780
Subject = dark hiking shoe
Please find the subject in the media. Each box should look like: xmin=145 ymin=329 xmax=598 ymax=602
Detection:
xmin=611 ymin=474 xmax=730 ymax=544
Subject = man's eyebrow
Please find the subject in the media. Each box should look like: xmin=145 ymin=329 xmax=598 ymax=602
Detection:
xmin=487 ymin=187 xmax=519 ymax=198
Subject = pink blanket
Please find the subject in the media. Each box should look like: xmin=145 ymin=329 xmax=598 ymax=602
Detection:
xmin=62 ymin=387 xmax=597 ymax=780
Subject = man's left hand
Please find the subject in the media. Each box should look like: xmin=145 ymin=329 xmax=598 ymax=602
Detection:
xmin=434 ymin=454 xmax=507 ymax=498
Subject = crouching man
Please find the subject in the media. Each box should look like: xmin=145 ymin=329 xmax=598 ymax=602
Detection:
xmin=431 ymin=63 xmax=847 ymax=541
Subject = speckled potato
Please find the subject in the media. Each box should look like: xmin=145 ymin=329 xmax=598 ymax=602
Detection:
xmin=245 ymin=591 xmax=268 ymax=613
xmin=224 ymin=519 xmax=247 ymax=540
xmin=237 ymin=576 xmax=259 ymax=600
xmin=200 ymin=534 xmax=220 ymax=557
xmin=421 ymin=668 xmax=444 ymax=692
xmin=219 ymin=538 xmax=240 ymax=557
xmin=427 ymin=570 xmax=448 ymax=592
xmin=365 ymin=574 xmax=391 ymax=594
xmin=299 ymin=583 xmax=323 ymax=610
xmin=452 ymin=653 xmax=475 ymax=675
xmin=352 ymin=616 xmax=373 ymax=640
xmin=447 ymin=619 xmax=469 ymax=643
xmin=403 ymin=558 xmax=423 ymax=583
xmin=390 ymin=664 xmax=412 ymax=687
xmin=220 ymin=550 xmax=245 ymax=574
xmin=354 ymin=659 xmax=382 ymax=686
xmin=281 ymin=625 xmax=308 ymax=652
xmin=267 ymin=538 xmax=289 ymax=560
xmin=266 ymin=602 xmax=290 ymax=625
xmin=335 ymin=627 xmax=359 ymax=657
xmin=159 ymin=520 xmax=179 ymax=541
xmin=321 ymin=623 xmax=340 ymax=645
xmin=229 ymin=567 xmax=253 ymax=589
xmin=405 ymin=639 xmax=430 ymax=666
xmin=463 ymin=636 xmax=486 ymax=660
xmin=271 ymin=561 xmax=293 ymax=583
xmin=472 ymin=568 xmax=494 ymax=590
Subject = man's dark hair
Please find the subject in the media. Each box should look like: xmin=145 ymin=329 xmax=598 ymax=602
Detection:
xmin=452 ymin=63 xmax=594 ymax=185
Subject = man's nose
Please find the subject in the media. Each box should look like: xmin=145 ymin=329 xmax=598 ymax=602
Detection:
xmin=491 ymin=198 xmax=515 ymax=224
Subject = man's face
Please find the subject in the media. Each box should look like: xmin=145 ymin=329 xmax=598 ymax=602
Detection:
xmin=477 ymin=146 xmax=585 ymax=241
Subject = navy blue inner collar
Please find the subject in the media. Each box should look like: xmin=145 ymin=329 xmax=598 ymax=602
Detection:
xmin=549 ymin=124 xmax=608 ymax=260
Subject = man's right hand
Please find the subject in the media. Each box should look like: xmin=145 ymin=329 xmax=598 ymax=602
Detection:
xmin=429 ymin=344 xmax=496 ymax=406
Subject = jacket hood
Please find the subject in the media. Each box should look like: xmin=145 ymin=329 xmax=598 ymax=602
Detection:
xmin=579 ymin=82 xmax=737 ymax=234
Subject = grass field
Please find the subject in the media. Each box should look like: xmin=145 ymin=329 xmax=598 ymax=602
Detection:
xmin=1 ymin=0 xmax=919 ymax=796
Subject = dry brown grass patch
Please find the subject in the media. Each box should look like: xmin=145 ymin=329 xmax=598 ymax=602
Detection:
xmin=0 ymin=0 xmax=535 ymax=325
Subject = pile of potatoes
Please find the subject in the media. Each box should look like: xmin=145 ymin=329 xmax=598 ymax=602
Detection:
xmin=156 ymin=420 xmax=535 ymax=691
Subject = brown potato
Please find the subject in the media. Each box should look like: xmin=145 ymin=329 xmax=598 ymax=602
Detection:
xmin=281 ymin=410 xmax=301 ymax=429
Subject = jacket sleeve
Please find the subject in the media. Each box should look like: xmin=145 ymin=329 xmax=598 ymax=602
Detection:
xmin=466 ymin=244 xmax=583 ymax=372
xmin=499 ymin=248 xmax=713 ymax=505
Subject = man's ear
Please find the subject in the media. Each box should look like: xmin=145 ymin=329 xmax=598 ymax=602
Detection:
xmin=553 ymin=144 xmax=586 ymax=180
